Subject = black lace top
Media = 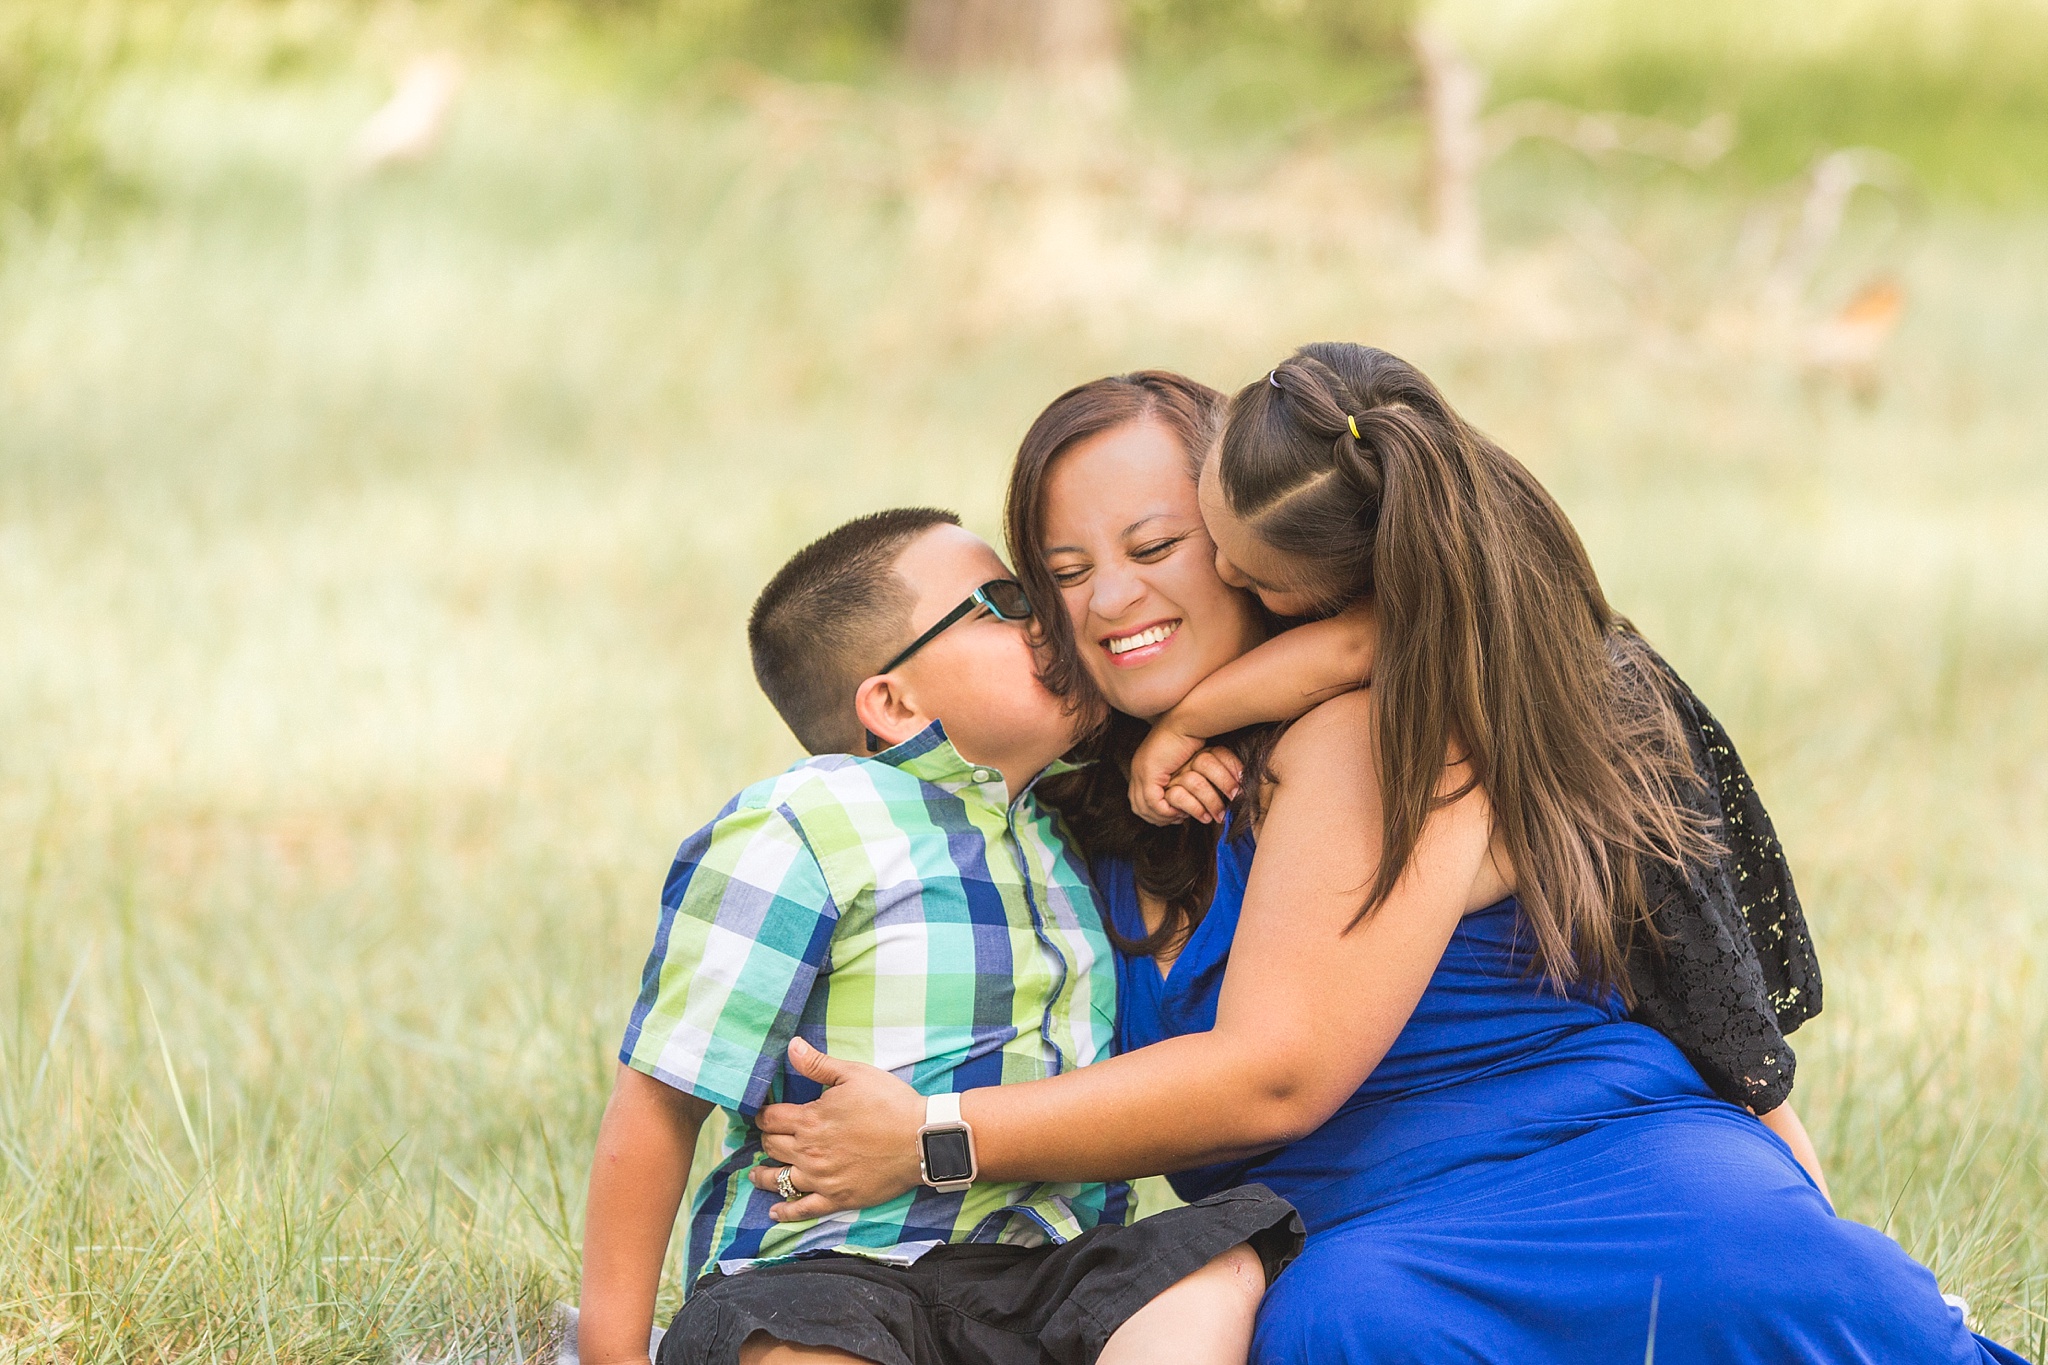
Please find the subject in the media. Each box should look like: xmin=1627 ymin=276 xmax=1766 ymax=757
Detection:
xmin=1629 ymin=650 xmax=1823 ymax=1114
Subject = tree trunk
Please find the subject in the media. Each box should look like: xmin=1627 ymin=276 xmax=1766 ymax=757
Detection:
xmin=906 ymin=0 xmax=1120 ymax=76
xmin=1412 ymin=20 xmax=1486 ymax=283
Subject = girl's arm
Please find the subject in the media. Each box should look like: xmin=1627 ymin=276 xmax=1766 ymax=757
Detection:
xmin=1759 ymin=1100 xmax=1831 ymax=1206
xmin=1133 ymin=599 xmax=1376 ymax=825
xmin=749 ymin=690 xmax=1489 ymax=1210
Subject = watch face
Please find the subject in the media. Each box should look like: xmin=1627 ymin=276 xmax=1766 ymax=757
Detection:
xmin=921 ymin=1128 xmax=974 ymax=1184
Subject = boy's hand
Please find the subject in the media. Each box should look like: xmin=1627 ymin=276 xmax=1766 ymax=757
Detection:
xmin=1131 ymin=728 xmax=1242 ymax=826
xmin=749 ymin=1039 xmax=925 ymax=1220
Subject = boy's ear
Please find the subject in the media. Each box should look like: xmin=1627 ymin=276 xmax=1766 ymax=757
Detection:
xmin=853 ymin=673 xmax=924 ymax=754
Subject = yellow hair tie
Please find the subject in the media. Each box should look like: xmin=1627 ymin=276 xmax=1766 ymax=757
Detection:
xmin=1346 ymin=414 xmax=1362 ymax=440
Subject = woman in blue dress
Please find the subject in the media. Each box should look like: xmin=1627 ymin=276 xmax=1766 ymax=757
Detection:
xmin=745 ymin=348 xmax=2031 ymax=1363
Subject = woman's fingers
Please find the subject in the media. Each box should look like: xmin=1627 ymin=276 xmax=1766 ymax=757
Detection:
xmin=736 ymin=1056 xmax=929 ymax=1211
xmin=770 ymin=1191 xmax=843 ymax=1223
xmin=786 ymin=1036 xmax=857 ymax=1086
xmin=759 ymin=1130 xmax=803 ymax=1165
xmin=756 ymin=1102 xmax=802 ymax=1134
xmin=746 ymin=1161 xmax=826 ymax=1200
xmin=744 ymin=1163 xmax=854 ymax=1222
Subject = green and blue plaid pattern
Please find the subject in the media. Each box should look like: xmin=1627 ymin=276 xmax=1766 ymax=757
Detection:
xmin=621 ymin=724 xmax=1126 ymax=1287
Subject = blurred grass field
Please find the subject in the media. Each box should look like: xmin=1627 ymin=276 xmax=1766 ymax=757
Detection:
xmin=2 ymin=1 xmax=2045 ymax=1359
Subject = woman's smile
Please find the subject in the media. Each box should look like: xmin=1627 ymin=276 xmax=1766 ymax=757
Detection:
xmin=1104 ymin=617 xmax=1182 ymax=665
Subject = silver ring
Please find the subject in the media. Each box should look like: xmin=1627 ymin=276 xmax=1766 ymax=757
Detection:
xmin=776 ymin=1167 xmax=799 ymax=1202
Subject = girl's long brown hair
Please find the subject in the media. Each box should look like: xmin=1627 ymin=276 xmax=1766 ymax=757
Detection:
xmin=1004 ymin=371 xmax=1272 ymax=958
xmin=1218 ymin=343 xmax=1712 ymax=995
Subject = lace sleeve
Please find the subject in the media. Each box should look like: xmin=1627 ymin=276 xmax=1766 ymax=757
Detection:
xmin=1626 ymin=648 xmax=1824 ymax=1114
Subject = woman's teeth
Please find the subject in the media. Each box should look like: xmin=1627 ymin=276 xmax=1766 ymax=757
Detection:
xmin=1107 ymin=622 xmax=1179 ymax=655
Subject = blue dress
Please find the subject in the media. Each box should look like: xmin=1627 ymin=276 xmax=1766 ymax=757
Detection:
xmin=1102 ymin=833 xmax=2031 ymax=1365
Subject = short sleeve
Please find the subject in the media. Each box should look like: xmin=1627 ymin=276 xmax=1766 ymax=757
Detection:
xmin=619 ymin=799 xmax=840 ymax=1117
xmin=1626 ymin=640 xmax=1823 ymax=1115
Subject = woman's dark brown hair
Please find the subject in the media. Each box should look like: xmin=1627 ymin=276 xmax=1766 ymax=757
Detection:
xmin=1003 ymin=371 xmax=1266 ymax=958
xmin=1217 ymin=343 xmax=1713 ymax=995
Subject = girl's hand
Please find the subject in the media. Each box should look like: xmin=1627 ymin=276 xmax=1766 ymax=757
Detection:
xmin=1168 ymin=747 xmax=1245 ymax=825
xmin=747 ymin=1038 xmax=926 ymax=1221
xmin=1131 ymin=728 xmax=1242 ymax=826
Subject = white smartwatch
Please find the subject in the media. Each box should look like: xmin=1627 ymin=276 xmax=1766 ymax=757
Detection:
xmin=917 ymin=1092 xmax=977 ymax=1193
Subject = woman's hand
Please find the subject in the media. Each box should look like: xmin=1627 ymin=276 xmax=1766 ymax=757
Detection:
xmin=1130 ymin=729 xmax=1242 ymax=826
xmin=747 ymin=1038 xmax=927 ymax=1222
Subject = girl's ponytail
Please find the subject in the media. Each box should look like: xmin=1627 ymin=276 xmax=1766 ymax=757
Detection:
xmin=1218 ymin=344 xmax=1710 ymax=995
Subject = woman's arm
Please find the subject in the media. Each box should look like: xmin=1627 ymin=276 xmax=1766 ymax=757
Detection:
xmin=753 ymin=691 xmax=1490 ymax=1213
xmin=1132 ymin=600 xmax=1376 ymax=825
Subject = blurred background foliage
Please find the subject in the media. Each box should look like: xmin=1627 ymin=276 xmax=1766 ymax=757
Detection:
xmin=0 ymin=4 xmax=126 ymax=222
xmin=9 ymin=0 xmax=2048 ymax=217
xmin=1 ymin=0 xmax=2043 ymax=1360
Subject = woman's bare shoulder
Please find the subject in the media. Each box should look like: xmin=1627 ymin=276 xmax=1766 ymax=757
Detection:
xmin=1267 ymin=688 xmax=1376 ymax=782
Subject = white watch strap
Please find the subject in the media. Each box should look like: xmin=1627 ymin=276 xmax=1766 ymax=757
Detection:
xmin=927 ymin=1092 xmax=963 ymax=1126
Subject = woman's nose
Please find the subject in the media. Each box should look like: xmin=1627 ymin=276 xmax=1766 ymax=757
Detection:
xmin=1090 ymin=563 xmax=1147 ymax=619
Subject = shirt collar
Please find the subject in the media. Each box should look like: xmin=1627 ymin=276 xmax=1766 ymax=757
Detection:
xmin=870 ymin=722 xmax=1079 ymax=803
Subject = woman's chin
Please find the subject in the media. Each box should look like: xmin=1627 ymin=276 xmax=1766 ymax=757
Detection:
xmin=1092 ymin=672 xmax=1196 ymax=725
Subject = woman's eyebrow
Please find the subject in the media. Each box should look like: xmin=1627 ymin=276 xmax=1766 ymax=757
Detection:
xmin=1043 ymin=513 xmax=1192 ymax=557
xmin=1119 ymin=513 xmax=1190 ymax=539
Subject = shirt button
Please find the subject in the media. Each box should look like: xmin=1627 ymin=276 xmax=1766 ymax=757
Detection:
xmin=972 ymin=769 xmax=996 ymax=783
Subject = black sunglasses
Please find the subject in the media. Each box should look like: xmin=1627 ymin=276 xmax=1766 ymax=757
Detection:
xmin=864 ymin=579 xmax=1034 ymax=752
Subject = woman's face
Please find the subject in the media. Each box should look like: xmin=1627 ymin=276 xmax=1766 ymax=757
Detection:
xmin=1041 ymin=419 xmax=1268 ymax=722
xmin=1197 ymin=449 xmax=1330 ymax=619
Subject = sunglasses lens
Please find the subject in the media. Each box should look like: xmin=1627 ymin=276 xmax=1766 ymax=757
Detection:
xmin=986 ymin=581 xmax=1033 ymax=620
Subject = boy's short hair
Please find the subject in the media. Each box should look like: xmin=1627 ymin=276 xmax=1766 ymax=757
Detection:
xmin=749 ymin=507 xmax=961 ymax=755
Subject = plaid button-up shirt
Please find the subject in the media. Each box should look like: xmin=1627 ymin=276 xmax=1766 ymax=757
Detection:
xmin=621 ymin=724 xmax=1126 ymax=1287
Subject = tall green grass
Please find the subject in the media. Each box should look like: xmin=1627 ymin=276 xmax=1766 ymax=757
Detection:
xmin=1 ymin=6 xmax=2045 ymax=1360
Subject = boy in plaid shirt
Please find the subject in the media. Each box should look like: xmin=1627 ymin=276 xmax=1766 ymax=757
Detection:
xmin=577 ymin=509 xmax=1297 ymax=1365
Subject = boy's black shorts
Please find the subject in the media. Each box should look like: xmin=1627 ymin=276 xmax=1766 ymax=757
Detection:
xmin=657 ymin=1184 xmax=1302 ymax=1365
